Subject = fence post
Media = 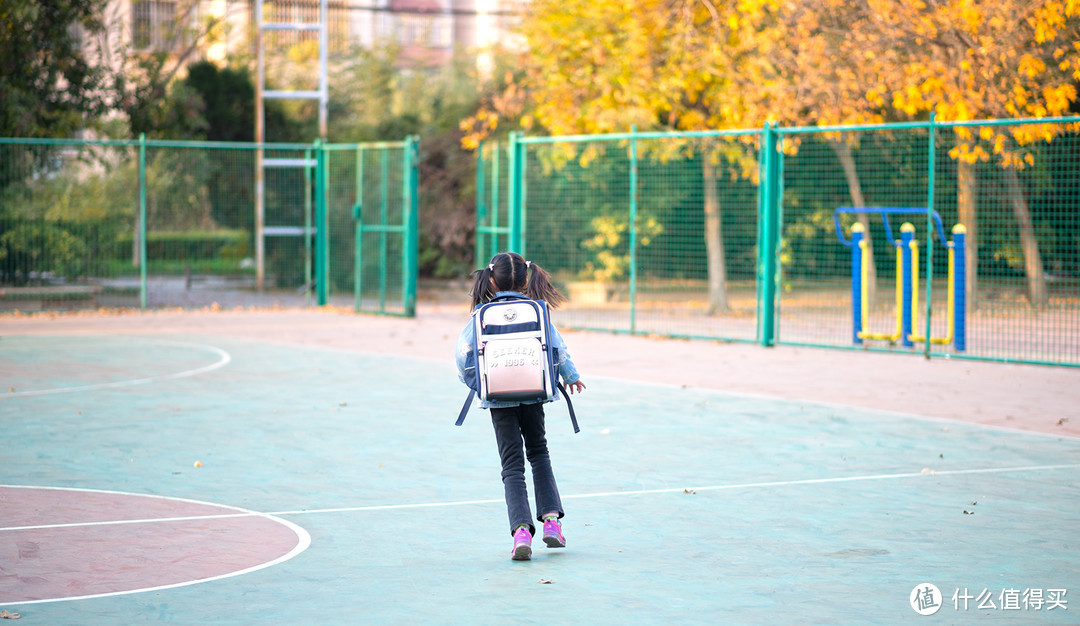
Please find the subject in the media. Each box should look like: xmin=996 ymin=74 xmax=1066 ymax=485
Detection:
xmin=138 ymin=133 xmax=147 ymax=309
xmin=757 ymin=123 xmax=780 ymax=347
xmin=508 ymin=131 xmax=524 ymax=255
xmin=518 ymin=136 xmax=528 ymax=259
xmin=491 ymin=141 xmax=501 ymax=259
xmin=404 ymin=135 xmax=419 ymax=317
xmin=307 ymin=147 xmax=316 ymax=307
xmin=314 ymin=139 xmax=329 ymax=306
xmin=628 ymin=126 xmax=639 ymax=334
xmin=352 ymin=146 xmax=363 ymax=312
xmin=475 ymin=141 xmax=486 ymax=267
xmin=923 ymin=112 xmax=936 ymax=359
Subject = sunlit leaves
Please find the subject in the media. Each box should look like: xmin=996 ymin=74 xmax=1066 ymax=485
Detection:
xmin=463 ymin=0 xmax=1080 ymax=158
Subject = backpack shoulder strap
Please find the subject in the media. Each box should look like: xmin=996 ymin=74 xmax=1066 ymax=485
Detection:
xmin=557 ymin=382 xmax=580 ymax=434
xmin=455 ymin=388 xmax=475 ymax=426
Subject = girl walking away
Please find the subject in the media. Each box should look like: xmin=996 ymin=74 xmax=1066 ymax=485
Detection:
xmin=455 ymin=252 xmax=586 ymax=561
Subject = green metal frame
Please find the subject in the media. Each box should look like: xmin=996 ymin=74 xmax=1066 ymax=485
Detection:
xmin=138 ymin=133 xmax=148 ymax=309
xmin=0 ymin=135 xmax=416 ymax=315
xmin=757 ymin=123 xmax=780 ymax=347
xmin=479 ymin=114 xmax=1080 ymax=367
xmin=628 ymin=127 xmax=639 ymax=334
xmin=475 ymin=139 xmax=511 ymax=267
xmin=346 ymin=136 xmax=419 ymax=316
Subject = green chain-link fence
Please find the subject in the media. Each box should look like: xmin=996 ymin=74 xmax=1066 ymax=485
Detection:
xmin=778 ymin=118 xmax=1080 ymax=366
xmin=497 ymin=130 xmax=763 ymax=342
xmin=325 ymin=139 xmax=419 ymax=316
xmin=482 ymin=117 xmax=1080 ymax=367
xmin=0 ymin=137 xmax=417 ymax=314
xmin=1 ymin=138 xmax=139 ymax=310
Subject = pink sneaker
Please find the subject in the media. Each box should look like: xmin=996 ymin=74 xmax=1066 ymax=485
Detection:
xmin=511 ymin=527 xmax=532 ymax=561
xmin=542 ymin=517 xmax=565 ymax=548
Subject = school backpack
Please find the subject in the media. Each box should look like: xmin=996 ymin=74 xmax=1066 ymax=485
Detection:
xmin=456 ymin=294 xmax=579 ymax=432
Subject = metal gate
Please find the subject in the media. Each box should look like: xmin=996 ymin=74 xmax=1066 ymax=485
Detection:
xmin=328 ymin=137 xmax=419 ymax=316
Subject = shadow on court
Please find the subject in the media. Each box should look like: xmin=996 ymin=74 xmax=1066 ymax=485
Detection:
xmin=1 ymin=333 xmax=1078 ymax=622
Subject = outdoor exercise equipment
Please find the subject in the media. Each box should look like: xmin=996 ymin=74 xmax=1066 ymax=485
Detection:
xmin=834 ymin=208 xmax=966 ymax=351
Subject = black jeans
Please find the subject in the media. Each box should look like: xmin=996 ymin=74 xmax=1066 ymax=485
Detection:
xmin=490 ymin=402 xmax=564 ymax=536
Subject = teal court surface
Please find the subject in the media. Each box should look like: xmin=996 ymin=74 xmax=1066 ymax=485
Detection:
xmin=1 ymin=330 xmax=1079 ymax=623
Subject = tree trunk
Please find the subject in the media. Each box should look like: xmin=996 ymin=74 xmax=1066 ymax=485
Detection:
xmin=132 ymin=214 xmax=141 ymax=267
xmin=704 ymin=157 xmax=729 ymax=314
xmin=957 ymin=159 xmax=978 ymax=305
xmin=1003 ymin=167 xmax=1047 ymax=308
xmin=831 ymin=141 xmax=877 ymax=297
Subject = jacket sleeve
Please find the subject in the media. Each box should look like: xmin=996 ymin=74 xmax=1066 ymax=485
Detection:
xmin=455 ymin=317 xmax=477 ymax=389
xmin=549 ymin=324 xmax=580 ymax=385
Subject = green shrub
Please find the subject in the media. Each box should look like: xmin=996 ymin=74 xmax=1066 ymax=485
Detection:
xmin=116 ymin=229 xmax=250 ymax=261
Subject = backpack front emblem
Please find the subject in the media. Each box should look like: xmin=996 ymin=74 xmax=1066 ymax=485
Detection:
xmin=502 ymin=307 xmax=518 ymax=322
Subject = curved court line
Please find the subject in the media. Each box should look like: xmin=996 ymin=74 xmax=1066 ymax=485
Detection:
xmin=0 ymin=485 xmax=310 ymax=607
xmin=0 ymin=340 xmax=231 ymax=399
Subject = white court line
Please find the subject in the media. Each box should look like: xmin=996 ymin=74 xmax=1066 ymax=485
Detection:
xmin=4 ymin=462 xmax=1078 ymax=535
xmin=259 ymin=462 xmax=1080 ymax=516
xmin=0 ymin=485 xmax=310 ymax=607
xmin=0 ymin=340 xmax=231 ymax=399
xmin=3 ymin=463 xmax=1076 ymax=605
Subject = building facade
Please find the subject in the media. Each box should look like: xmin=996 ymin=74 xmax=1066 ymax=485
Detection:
xmin=110 ymin=0 xmax=525 ymax=69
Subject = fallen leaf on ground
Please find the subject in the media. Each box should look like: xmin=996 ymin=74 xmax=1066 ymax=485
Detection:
xmin=0 ymin=610 xmax=21 ymax=619
xmin=683 ymin=488 xmax=695 ymax=494
xmin=539 ymin=579 xmax=553 ymax=584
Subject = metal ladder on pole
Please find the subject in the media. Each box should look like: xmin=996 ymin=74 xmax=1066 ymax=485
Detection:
xmin=255 ymin=0 xmax=329 ymax=292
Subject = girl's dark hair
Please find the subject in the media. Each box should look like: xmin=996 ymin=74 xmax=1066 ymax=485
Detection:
xmin=469 ymin=252 xmax=566 ymax=309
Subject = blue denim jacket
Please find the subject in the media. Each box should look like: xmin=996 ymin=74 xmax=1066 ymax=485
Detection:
xmin=455 ymin=291 xmax=581 ymax=408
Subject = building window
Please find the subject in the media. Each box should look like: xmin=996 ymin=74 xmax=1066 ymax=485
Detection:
xmin=132 ymin=0 xmax=178 ymax=51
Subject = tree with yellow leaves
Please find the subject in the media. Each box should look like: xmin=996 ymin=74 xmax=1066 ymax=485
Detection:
xmin=731 ymin=0 xmax=900 ymax=296
xmin=850 ymin=0 xmax=1080 ymax=307
xmin=463 ymin=0 xmax=783 ymax=313
xmin=464 ymin=0 xmax=1080 ymax=310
